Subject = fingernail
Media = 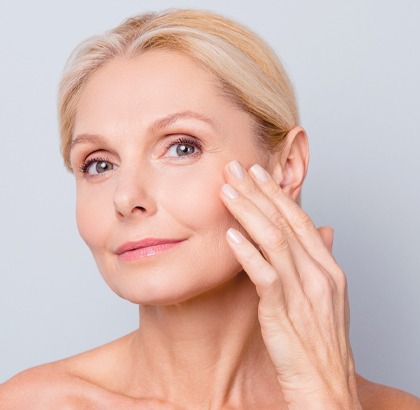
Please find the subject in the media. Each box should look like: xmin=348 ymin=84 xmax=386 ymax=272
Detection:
xmin=228 ymin=160 xmax=245 ymax=179
xmin=222 ymin=183 xmax=239 ymax=199
xmin=250 ymin=164 xmax=269 ymax=182
xmin=227 ymin=228 xmax=244 ymax=244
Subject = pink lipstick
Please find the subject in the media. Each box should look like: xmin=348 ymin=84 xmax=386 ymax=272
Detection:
xmin=116 ymin=238 xmax=185 ymax=261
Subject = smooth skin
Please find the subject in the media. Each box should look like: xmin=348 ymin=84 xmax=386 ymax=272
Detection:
xmin=1 ymin=51 xmax=419 ymax=409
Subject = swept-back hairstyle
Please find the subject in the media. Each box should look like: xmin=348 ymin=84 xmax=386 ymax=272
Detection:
xmin=58 ymin=9 xmax=299 ymax=170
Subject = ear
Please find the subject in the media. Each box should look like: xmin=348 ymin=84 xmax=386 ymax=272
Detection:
xmin=269 ymin=126 xmax=309 ymax=201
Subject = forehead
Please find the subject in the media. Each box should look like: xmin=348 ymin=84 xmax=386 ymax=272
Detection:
xmin=74 ymin=50 xmax=248 ymax=137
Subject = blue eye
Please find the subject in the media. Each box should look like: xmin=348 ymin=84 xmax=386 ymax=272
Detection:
xmin=165 ymin=137 xmax=202 ymax=158
xmin=80 ymin=158 xmax=117 ymax=175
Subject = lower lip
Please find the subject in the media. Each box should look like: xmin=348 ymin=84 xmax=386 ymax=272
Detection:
xmin=118 ymin=241 xmax=185 ymax=261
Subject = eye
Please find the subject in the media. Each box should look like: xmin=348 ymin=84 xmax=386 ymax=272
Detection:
xmin=80 ymin=157 xmax=117 ymax=175
xmin=165 ymin=137 xmax=202 ymax=158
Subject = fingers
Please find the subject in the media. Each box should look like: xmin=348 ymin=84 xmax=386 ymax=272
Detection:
xmin=225 ymin=161 xmax=341 ymax=281
xmin=226 ymin=228 xmax=288 ymax=316
xmin=220 ymin=182 xmax=303 ymax=294
xmin=220 ymin=160 xmax=347 ymax=321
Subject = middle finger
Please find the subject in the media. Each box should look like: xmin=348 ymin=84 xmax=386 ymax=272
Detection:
xmin=221 ymin=162 xmax=302 ymax=291
xmin=223 ymin=160 xmax=337 ymax=292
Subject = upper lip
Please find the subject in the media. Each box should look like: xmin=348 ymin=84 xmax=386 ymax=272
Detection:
xmin=115 ymin=238 xmax=185 ymax=255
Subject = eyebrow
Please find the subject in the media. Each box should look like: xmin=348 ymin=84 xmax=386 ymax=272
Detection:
xmin=71 ymin=110 xmax=215 ymax=148
xmin=148 ymin=110 xmax=214 ymax=133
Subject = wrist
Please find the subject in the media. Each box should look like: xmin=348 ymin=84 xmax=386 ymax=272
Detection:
xmin=286 ymin=394 xmax=362 ymax=410
xmin=278 ymin=372 xmax=362 ymax=410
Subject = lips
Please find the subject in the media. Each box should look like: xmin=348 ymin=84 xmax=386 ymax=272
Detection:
xmin=115 ymin=238 xmax=185 ymax=256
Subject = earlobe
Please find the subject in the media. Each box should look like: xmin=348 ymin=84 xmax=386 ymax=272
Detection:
xmin=277 ymin=126 xmax=309 ymax=201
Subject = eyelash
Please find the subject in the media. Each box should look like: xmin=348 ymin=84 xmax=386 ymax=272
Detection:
xmin=79 ymin=156 xmax=110 ymax=174
xmin=78 ymin=137 xmax=203 ymax=174
xmin=164 ymin=136 xmax=203 ymax=158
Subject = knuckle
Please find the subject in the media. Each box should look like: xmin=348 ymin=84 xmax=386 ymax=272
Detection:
xmin=264 ymin=226 xmax=289 ymax=252
xmin=259 ymin=270 xmax=280 ymax=290
xmin=282 ymin=221 xmax=295 ymax=237
xmin=311 ymin=273 xmax=334 ymax=298
xmin=269 ymin=209 xmax=289 ymax=231
xmin=241 ymin=181 xmax=259 ymax=197
xmin=291 ymin=208 xmax=314 ymax=232
xmin=334 ymin=269 xmax=348 ymax=294
xmin=267 ymin=209 xmax=294 ymax=237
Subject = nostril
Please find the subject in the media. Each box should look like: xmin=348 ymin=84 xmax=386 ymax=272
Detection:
xmin=133 ymin=206 xmax=146 ymax=212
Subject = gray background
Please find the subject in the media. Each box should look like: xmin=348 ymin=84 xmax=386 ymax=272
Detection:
xmin=1 ymin=0 xmax=419 ymax=397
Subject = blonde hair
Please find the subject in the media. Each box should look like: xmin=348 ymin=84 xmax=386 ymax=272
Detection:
xmin=58 ymin=9 xmax=299 ymax=170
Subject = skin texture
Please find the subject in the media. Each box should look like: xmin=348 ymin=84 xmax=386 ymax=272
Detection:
xmin=72 ymin=51 xmax=265 ymax=306
xmin=1 ymin=50 xmax=419 ymax=409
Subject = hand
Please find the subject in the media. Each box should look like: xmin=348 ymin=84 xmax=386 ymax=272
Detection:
xmin=219 ymin=160 xmax=362 ymax=409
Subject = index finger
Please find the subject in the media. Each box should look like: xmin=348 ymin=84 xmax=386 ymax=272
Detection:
xmin=249 ymin=164 xmax=336 ymax=270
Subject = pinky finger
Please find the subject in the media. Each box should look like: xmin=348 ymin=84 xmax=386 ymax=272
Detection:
xmin=226 ymin=228 xmax=287 ymax=315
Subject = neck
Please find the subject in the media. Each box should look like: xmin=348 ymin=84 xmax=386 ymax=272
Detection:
xmin=125 ymin=272 xmax=285 ymax=408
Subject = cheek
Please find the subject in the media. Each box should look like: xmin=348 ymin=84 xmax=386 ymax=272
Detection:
xmin=159 ymin=166 xmax=234 ymax=233
xmin=75 ymin=187 xmax=111 ymax=251
xmin=75 ymin=163 xmax=237 ymax=258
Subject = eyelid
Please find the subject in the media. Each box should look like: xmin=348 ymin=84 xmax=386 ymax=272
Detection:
xmin=72 ymin=146 xmax=108 ymax=168
xmin=79 ymin=156 xmax=115 ymax=175
xmin=164 ymin=136 xmax=203 ymax=157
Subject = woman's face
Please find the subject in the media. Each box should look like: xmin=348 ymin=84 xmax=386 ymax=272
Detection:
xmin=71 ymin=50 xmax=270 ymax=304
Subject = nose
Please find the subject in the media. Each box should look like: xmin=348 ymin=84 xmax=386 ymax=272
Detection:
xmin=113 ymin=165 xmax=157 ymax=219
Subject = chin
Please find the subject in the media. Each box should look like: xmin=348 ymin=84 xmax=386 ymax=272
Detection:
xmin=96 ymin=258 xmax=244 ymax=306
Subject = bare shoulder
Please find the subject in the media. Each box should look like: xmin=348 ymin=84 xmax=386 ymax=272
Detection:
xmin=0 ymin=333 xmax=137 ymax=409
xmin=357 ymin=374 xmax=420 ymax=410
xmin=0 ymin=362 xmax=92 ymax=409
xmin=0 ymin=360 xmax=170 ymax=410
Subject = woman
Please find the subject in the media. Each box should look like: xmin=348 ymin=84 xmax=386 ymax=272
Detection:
xmin=1 ymin=9 xmax=418 ymax=409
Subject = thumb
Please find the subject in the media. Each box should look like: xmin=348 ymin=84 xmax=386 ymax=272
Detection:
xmin=317 ymin=226 xmax=334 ymax=253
